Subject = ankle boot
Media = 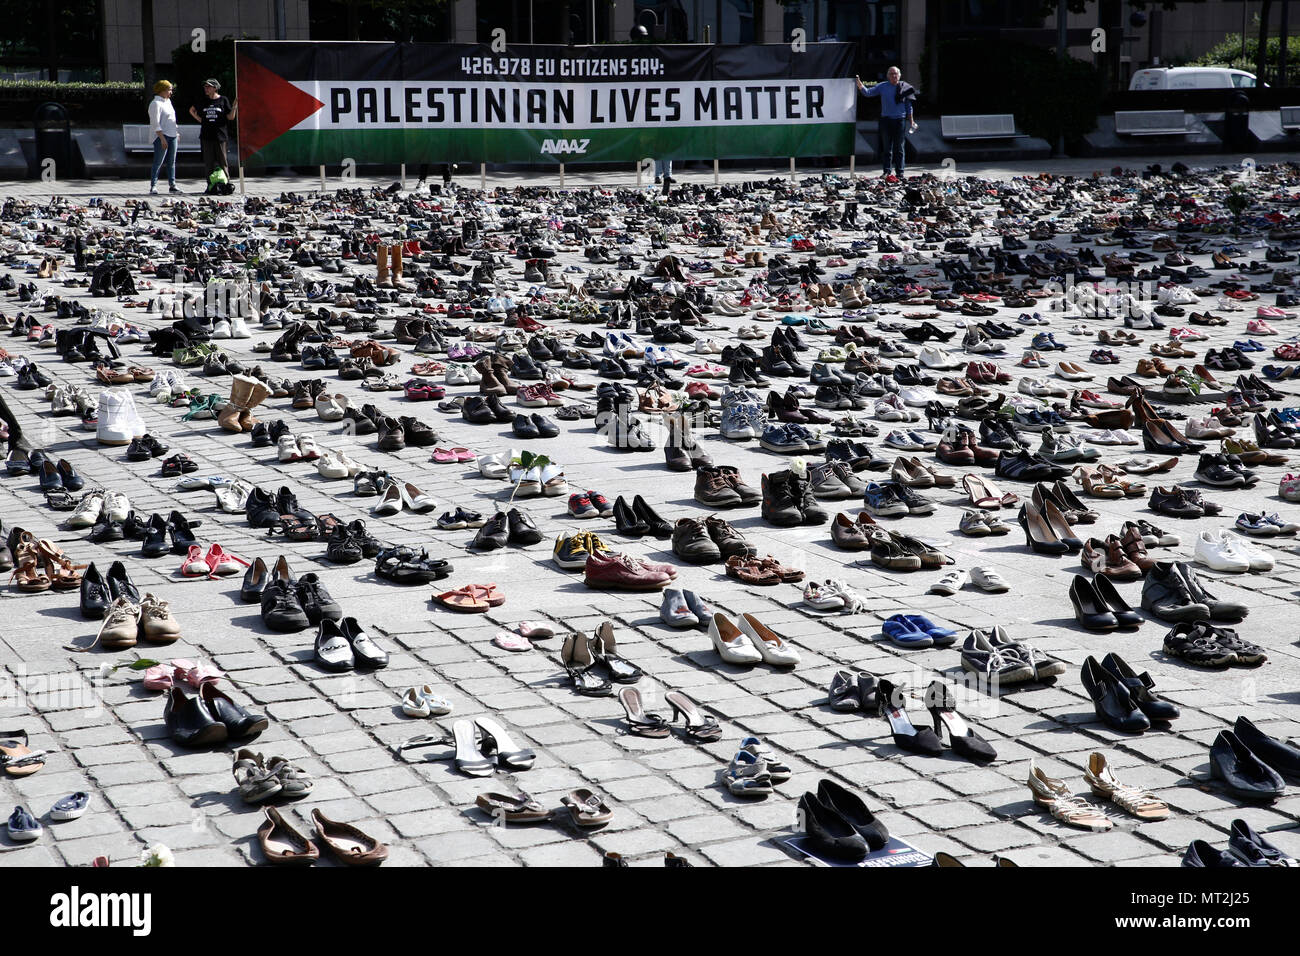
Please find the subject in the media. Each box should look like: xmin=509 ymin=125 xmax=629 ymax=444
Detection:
xmin=761 ymin=471 xmax=802 ymax=526
xmin=376 ymin=244 xmax=390 ymax=287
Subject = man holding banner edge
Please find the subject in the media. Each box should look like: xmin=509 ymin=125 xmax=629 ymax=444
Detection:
xmin=857 ymin=67 xmax=918 ymax=181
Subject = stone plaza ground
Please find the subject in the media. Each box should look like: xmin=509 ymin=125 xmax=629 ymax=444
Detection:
xmin=0 ymin=155 xmax=1298 ymax=868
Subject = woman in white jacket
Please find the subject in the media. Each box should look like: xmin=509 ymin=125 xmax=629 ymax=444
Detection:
xmin=148 ymin=80 xmax=180 ymax=195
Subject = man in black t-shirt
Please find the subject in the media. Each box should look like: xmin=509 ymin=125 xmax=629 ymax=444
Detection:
xmin=188 ymin=78 xmax=238 ymax=180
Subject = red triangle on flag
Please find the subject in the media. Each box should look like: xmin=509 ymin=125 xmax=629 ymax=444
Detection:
xmin=236 ymin=54 xmax=324 ymax=163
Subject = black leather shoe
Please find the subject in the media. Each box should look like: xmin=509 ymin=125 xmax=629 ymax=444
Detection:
xmin=1091 ymin=574 xmax=1143 ymax=628
xmin=532 ymin=413 xmax=559 ymax=438
xmin=200 ymin=683 xmax=268 ymax=740
xmin=297 ymin=572 xmax=342 ymax=624
xmin=1183 ymin=840 xmax=1246 ymax=868
xmin=471 ymin=511 xmax=509 ymax=550
xmin=105 ymin=561 xmax=140 ymax=604
xmin=813 ymin=779 xmax=888 ymax=849
xmin=506 ymin=508 xmax=543 ymax=545
xmin=1141 ymin=560 xmax=1210 ymax=622
xmin=245 ymin=487 xmax=281 ymax=528
xmin=1233 ymin=716 xmax=1300 ymax=780
xmin=461 ymin=396 xmax=494 ymax=424
xmin=511 ymin=413 xmax=540 ymax=439
xmin=340 ymin=616 xmax=389 ymax=668
xmin=1210 ymin=730 xmax=1285 ymax=801
xmin=632 ymin=495 xmax=673 ymax=538
xmin=80 ymin=562 xmax=110 ymax=619
xmin=612 ymin=496 xmax=649 ymax=537
xmin=1175 ymin=561 xmax=1248 ymax=622
xmin=1068 ymin=575 xmax=1118 ymax=631
xmin=261 ymin=578 xmax=311 ymax=631
xmin=797 ymin=791 xmax=868 ymax=861
xmin=165 ymin=686 xmax=229 ymax=747
xmin=140 ymin=513 xmax=170 ymax=558
xmin=1081 ymin=656 xmax=1150 ymax=733
xmin=1100 ymin=653 xmax=1180 ymax=722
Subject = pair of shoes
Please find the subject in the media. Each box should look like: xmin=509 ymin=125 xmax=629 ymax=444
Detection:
xmin=1080 ymin=654 xmax=1178 ymax=733
xmin=1163 ymin=621 xmax=1267 ymax=668
xmin=313 ymin=617 xmax=388 ymax=670
xmin=232 ymin=749 xmax=313 ymax=803
xmin=70 ymin=594 xmax=180 ymax=650
xmin=877 ymin=679 xmax=996 ymax=761
xmin=164 ymin=682 xmax=267 ymax=747
xmin=400 ymin=684 xmax=453 ymax=717
xmin=671 ymin=515 xmax=755 ymax=563
xmin=658 ymin=587 xmax=713 ymax=627
xmin=1027 ymin=759 xmax=1113 ymax=831
xmin=470 ymin=509 xmax=542 ymax=549
xmin=960 ymin=627 xmax=1065 ymax=684
xmin=1141 ymin=559 xmax=1248 ymax=622
xmin=722 ymin=738 xmax=792 ymax=795
xmin=247 ymin=557 xmax=340 ymax=630
xmin=882 ymin=613 xmax=957 ymax=648
xmin=707 ymin=612 xmax=799 ymax=666
xmin=561 ymin=621 xmax=642 ymax=695
xmin=1183 ymin=817 xmax=1298 ymax=867
xmin=796 ymin=780 xmax=889 ymax=860
xmin=258 ymin=807 xmax=387 ymax=866
xmin=1209 ymin=717 xmax=1299 ymax=801
xmin=827 ymin=670 xmax=877 ymax=712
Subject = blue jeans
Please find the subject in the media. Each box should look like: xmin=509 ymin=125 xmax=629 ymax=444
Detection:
xmin=880 ymin=118 xmax=905 ymax=176
xmin=150 ymin=135 xmax=177 ymax=189
xmin=654 ymin=159 xmax=672 ymax=180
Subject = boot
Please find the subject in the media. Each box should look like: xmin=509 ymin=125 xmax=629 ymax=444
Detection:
xmin=218 ymin=374 xmax=270 ymax=433
xmin=390 ymin=244 xmax=406 ymax=289
xmin=788 ymin=463 xmax=829 ymax=525
xmin=761 ymin=471 xmax=802 ymax=527
xmin=376 ymin=243 xmax=391 ymax=288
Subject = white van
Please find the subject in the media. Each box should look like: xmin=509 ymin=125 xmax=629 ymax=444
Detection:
xmin=1129 ymin=67 xmax=1262 ymax=90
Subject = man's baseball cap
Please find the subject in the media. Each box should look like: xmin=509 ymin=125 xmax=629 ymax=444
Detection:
xmin=204 ymin=78 xmax=221 ymax=91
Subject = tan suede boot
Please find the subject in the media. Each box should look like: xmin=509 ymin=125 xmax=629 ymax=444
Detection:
xmin=376 ymin=243 xmax=390 ymax=287
xmin=238 ymin=377 xmax=272 ymax=432
xmin=390 ymin=244 xmax=406 ymax=289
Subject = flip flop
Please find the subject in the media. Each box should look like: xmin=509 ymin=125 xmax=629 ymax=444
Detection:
xmin=466 ymin=583 xmax=505 ymax=607
xmin=0 ymin=730 xmax=48 ymax=777
xmin=434 ymin=586 xmax=490 ymax=612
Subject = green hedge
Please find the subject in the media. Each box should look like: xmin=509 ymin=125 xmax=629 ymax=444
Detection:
xmin=0 ymin=80 xmax=147 ymax=123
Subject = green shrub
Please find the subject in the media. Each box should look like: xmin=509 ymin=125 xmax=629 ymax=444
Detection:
xmin=1188 ymin=33 xmax=1300 ymax=84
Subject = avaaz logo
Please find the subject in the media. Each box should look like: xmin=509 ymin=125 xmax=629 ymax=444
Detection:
xmin=49 ymin=887 xmax=152 ymax=936
xmin=540 ymin=138 xmax=590 ymax=155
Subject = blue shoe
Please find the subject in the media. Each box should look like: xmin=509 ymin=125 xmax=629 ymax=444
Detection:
xmin=7 ymin=806 xmax=40 ymax=842
xmin=50 ymin=792 xmax=91 ymax=821
xmin=863 ymin=483 xmax=909 ymax=517
xmin=882 ymin=615 xmax=933 ymax=648
xmin=901 ymin=614 xmax=959 ymax=647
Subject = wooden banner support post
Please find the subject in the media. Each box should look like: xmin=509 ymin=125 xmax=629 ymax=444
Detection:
xmin=318 ymin=165 xmax=325 ymax=192
xmin=713 ymin=159 xmax=719 ymax=185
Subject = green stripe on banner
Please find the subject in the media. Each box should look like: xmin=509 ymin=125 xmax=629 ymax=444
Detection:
xmin=242 ymin=124 xmax=854 ymax=167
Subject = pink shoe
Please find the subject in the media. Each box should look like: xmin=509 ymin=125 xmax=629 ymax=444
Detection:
xmin=452 ymin=447 xmax=477 ymax=462
xmin=515 ymin=620 xmax=555 ymax=639
xmin=431 ymin=447 xmax=458 ymax=463
xmin=142 ymin=664 xmax=175 ymax=691
xmin=1247 ymin=318 xmax=1278 ymax=334
xmin=204 ymin=543 xmax=249 ymax=577
xmin=180 ymin=545 xmax=209 ymax=577
xmin=182 ymin=662 xmax=223 ymax=687
xmin=493 ymin=631 xmax=533 ymax=652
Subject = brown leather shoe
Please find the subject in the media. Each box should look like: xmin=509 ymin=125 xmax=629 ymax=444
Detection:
xmin=1119 ymin=525 xmax=1155 ymax=572
xmin=584 ymin=552 xmax=671 ymax=591
xmin=1081 ymin=536 xmax=1142 ymax=581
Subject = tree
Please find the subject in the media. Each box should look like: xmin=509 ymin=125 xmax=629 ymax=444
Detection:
xmin=1258 ymin=0 xmax=1274 ymax=83
xmin=142 ymin=0 xmax=156 ymax=95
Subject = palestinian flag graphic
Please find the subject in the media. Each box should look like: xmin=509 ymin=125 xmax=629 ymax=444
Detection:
xmin=235 ymin=41 xmax=856 ymax=167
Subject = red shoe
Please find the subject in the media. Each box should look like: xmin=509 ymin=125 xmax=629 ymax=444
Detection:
xmin=583 ymin=552 xmax=672 ymax=591
xmin=204 ymin=543 xmax=249 ymax=577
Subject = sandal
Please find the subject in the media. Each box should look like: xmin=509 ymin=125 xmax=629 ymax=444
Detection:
xmin=723 ymin=555 xmax=781 ymax=585
xmin=591 ymin=621 xmax=642 ymax=683
xmin=560 ymin=632 xmax=613 ymax=697
xmin=1027 ymin=759 xmax=1112 ymax=831
xmin=664 ymin=691 xmax=722 ymax=742
xmin=375 ymin=546 xmax=451 ymax=584
xmin=755 ymin=554 xmax=805 ymax=583
xmin=561 ymin=788 xmax=614 ymax=827
xmin=36 ymin=538 xmax=86 ymax=590
xmin=1083 ymin=752 xmax=1169 ymax=820
xmin=0 ymin=730 xmax=49 ymax=776
xmin=474 ymin=717 xmax=535 ymax=771
xmin=1071 ymin=465 xmax=1124 ymax=499
xmin=269 ymin=514 xmax=316 ymax=542
xmin=474 ymin=791 xmax=552 ymax=823
xmin=450 ymin=719 xmax=494 ymax=776
xmin=617 ymin=686 xmax=670 ymax=738
xmin=434 ymin=584 xmax=491 ymax=613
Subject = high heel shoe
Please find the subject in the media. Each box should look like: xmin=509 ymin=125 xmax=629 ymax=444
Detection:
xmin=616 ymin=686 xmax=669 ymax=737
xmin=1080 ymin=656 xmax=1150 ymax=733
xmin=560 ymin=632 xmax=612 ymax=697
xmin=1017 ymin=503 xmax=1069 ymax=555
xmin=1100 ymin=653 xmax=1180 ymax=722
xmin=631 ymin=494 xmax=672 ymax=538
xmin=590 ymin=621 xmax=642 ymax=683
xmin=664 ymin=690 xmax=722 ymax=742
xmin=611 ymin=496 xmax=649 ymax=537
xmin=1091 ymin=573 xmax=1143 ymax=628
xmin=1040 ymin=499 xmax=1082 ymax=552
xmin=925 ymin=680 xmax=996 ymax=762
xmin=876 ymin=679 xmax=944 ymax=756
xmin=1068 ymin=574 xmax=1118 ymax=631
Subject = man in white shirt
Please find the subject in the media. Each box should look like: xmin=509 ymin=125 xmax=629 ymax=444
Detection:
xmin=148 ymin=80 xmax=181 ymax=195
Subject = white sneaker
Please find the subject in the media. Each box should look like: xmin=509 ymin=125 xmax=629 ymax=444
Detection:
xmin=1223 ymin=530 xmax=1274 ymax=571
xmin=66 ymin=492 xmax=105 ymax=529
xmin=228 ymin=314 xmax=252 ymax=338
xmin=96 ymin=388 xmax=145 ymax=445
xmin=103 ymin=491 xmax=130 ymax=522
xmin=928 ymin=568 xmax=969 ymax=596
xmin=1193 ymin=529 xmax=1251 ymax=573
